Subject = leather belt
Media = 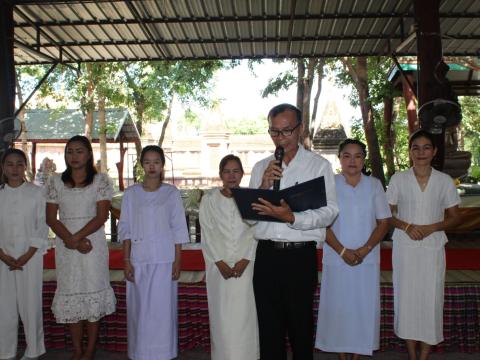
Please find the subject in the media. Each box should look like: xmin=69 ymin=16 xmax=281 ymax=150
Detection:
xmin=260 ymin=239 xmax=316 ymax=249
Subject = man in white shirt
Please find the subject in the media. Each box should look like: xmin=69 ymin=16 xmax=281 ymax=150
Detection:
xmin=249 ymin=103 xmax=338 ymax=360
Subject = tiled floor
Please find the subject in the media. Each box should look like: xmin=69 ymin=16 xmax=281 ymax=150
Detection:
xmin=32 ymin=348 xmax=479 ymax=359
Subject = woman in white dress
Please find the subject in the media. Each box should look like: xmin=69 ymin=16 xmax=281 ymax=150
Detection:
xmin=119 ymin=145 xmax=190 ymax=360
xmin=0 ymin=149 xmax=48 ymax=360
xmin=315 ymin=139 xmax=391 ymax=360
xmin=46 ymin=135 xmax=116 ymax=360
xmin=200 ymin=154 xmax=259 ymax=360
xmin=387 ymin=130 xmax=460 ymax=360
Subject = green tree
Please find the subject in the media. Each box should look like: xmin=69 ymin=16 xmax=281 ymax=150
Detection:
xmin=459 ymin=96 xmax=480 ymax=175
xmin=16 ymin=60 xmax=225 ymax=164
xmin=332 ymin=57 xmax=400 ymax=186
xmin=121 ymin=60 xmax=225 ymax=148
xmin=227 ymin=116 xmax=268 ymax=135
xmin=251 ymin=58 xmax=326 ymax=148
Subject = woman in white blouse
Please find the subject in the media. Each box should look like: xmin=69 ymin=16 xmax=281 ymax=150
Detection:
xmin=200 ymin=154 xmax=259 ymax=360
xmin=0 ymin=149 xmax=48 ymax=360
xmin=387 ymin=130 xmax=461 ymax=360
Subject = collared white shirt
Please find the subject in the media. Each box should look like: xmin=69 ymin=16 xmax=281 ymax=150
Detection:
xmin=0 ymin=182 xmax=49 ymax=257
xmin=249 ymin=145 xmax=338 ymax=243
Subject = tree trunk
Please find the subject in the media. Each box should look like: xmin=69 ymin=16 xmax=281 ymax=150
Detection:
xmin=343 ymin=57 xmax=386 ymax=187
xmin=133 ymin=97 xmax=145 ymax=158
xmin=98 ymin=95 xmax=108 ymax=173
xmin=296 ymin=59 xmax=305 ymax=112
xmin=301 ymin=59 xmax=317 ymax=148
xmin=401 ymin=73 xmax=419 ymax=134
xmin=84 ymin=63 xmax=95 ymax=140
xmin=15 ymin=69 xmax=32 ymax=179
xmin=135 ymin=97 xmax=145 ymax=136
xmin=311 ymin=60 xmax=325 ymax=135
xmin=123 ymin=68 xmax=144 ymax=148
xmin=383 ymin=96 xmax=396 ymax=178
xmin=158 ymin=94 xmax=175 ymax=147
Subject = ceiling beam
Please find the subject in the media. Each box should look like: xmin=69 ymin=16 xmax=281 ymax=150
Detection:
xmin=124 ymin=0 xmax=168 ymax=58
xmin=14 ymin=39 xmax=79 ymax=70
xmin=19 ymin=33 xmax=480 ymax=49
xmin=13 ymin=12 xmax=480 ymax=29
xmin=15 ymin=49 xmax=480 ymax=65
xmin=12 ymin=0 xmax=131 ymax=4
xmin=20 ymin=34 xmax=409 ymax=48
xmin=13 ymin=5 xmax=78 ymax=61
xmin=10 ymin=13 xmax=414 ymax=28
xmin=14 ymin=39 xmax=59 ymax=63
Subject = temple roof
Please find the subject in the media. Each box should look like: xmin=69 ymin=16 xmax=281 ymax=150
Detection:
xmin=19 ymin=108 xmax=140 ymax=142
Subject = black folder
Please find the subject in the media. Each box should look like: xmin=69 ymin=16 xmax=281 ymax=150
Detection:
xmin=231 ymin=176 xmax=327 ymax=222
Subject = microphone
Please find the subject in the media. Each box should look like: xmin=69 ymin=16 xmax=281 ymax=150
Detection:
xmin=273 ymin=146 xmax=284 ymax=191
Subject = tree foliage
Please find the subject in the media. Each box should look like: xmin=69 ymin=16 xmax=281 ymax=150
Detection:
xmin=251 ymin=58 xmax=326 ymax=148
xmin=459 ymin=96 xmax=480 ymax=175
xmin=330 ymin=57 xmax=408 ymax=184
xmin=16 ymin=60 xmax=225 ymax=145
xmin=227 ymin=116 xmax=268 ymax=135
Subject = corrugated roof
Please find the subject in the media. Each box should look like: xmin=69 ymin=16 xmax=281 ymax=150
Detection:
xmin=22 ymin=108 xmax=140 ymax=142
xmin=12 ymin=0 xmax=480 ymax=65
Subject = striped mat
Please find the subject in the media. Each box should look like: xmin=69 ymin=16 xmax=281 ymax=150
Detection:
xmin=17 ymin=281 xmax=480 ymax=353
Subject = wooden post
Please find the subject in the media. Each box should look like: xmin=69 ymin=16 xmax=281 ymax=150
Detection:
xmin=31 ymin=142 xmax=37 ymax=176
xmin=414 ymin=0 xmax=445 ymax=170
xmin=116 ymin=138 xmax=127 ymax=191
xmin=401 ymin=73 xmax=420 ymax=134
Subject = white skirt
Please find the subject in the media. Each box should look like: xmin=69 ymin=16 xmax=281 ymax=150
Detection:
xmin=393 ymin=241 xmax=445 ymax=345
xmin=206 ymin=261 xmax=259 ymax=360
xmin=127 ymin=263 xmax=178 ymax=360
xmin=316 ymin=262 xmax=380 ymax=355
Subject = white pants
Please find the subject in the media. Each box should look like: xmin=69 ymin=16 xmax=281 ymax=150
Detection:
xmin=0 ymin=252 xmax=45 ymax=359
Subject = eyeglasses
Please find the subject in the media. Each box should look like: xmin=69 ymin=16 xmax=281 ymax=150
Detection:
xmin=268 ymin=122 xmax=301 ymax=137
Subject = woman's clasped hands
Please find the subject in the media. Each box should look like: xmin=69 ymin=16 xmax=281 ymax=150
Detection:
xmin=404 ymin=223 xmax=436 ymax=240
xmin=215 ymin=259 xmax=250 ymax=279
xmin=341 ymin=245 xmax=373 ymax=266
xmin=64 ymin=234 xmax=93 ymax=254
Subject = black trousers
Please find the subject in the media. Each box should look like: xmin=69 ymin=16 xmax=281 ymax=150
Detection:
xmin=253 ymin=241 xmax=318 ymax=360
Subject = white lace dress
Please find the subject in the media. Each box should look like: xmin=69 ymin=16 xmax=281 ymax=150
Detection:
xmin=46 ymin=173 xmax=116 ymax=323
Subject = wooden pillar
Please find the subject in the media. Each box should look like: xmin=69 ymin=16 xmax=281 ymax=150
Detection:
xmin=401 ymin=73 xmax=420 ymax=134
xmin=383 ymin=97 xmax=396 ymax=178
xmin=0 ymin=2 xmax=15 ymax=154
xmin=116 ymin=138 xmax=126 ymax=191
xmin=414 ymin=0 xmax=445 ymax=170
xmin=31 ymin=142 xmax=37 ymax=176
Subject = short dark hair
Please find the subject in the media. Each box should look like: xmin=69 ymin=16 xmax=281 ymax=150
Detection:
xmin=219 ymin=154 xmax=244 ymax=175
xmin=408 ymin=129 xmax=436 ymax=149
xmin=338 ymin=138 xmax=367 ymax=158
xmin=267 ymin=103 xmax=302 ymax=125
xmin=1 ymin=148 xmax=28 ymax=184
xmin=62 ymin=135 xmax=97 ymax=187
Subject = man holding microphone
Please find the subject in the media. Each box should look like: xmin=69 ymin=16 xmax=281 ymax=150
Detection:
xmin=249 ymin=103 xmax=338 ymax=360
